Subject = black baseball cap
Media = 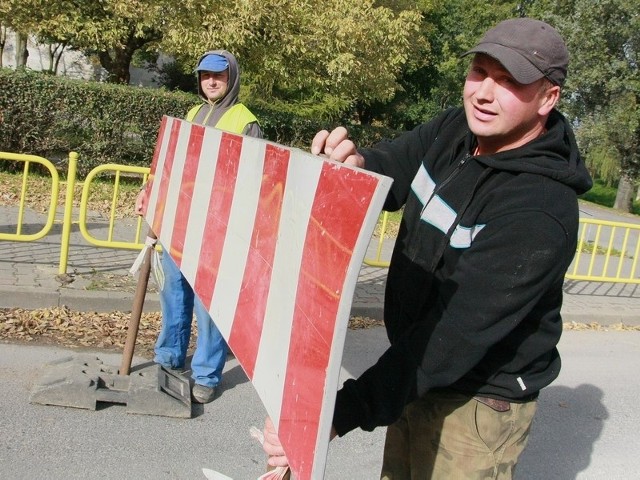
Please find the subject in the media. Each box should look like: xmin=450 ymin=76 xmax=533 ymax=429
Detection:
xmin=462 ymin=18 xmax=568 ymax=86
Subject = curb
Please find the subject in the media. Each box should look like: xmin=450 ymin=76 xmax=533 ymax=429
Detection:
xmin=2 ymin=286 xmax=386 ymax=319
xmin=561 ymin=311 xmax=640 ymax=326
xmin=1 ymin=286 xmax=161 ymax=313
xmin=3 ymin=286 xmax=639 ymax=326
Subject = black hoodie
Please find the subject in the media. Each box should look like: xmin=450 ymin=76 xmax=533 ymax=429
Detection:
xmin=333 ymin=106 xmax=593 ymax=436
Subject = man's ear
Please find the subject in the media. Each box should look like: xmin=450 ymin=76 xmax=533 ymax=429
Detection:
xmin=539 ymin=84 xmax=561 ymax=116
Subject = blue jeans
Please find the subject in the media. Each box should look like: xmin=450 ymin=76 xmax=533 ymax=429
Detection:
xmin=154 ymin=250 xmax=228 ymax=388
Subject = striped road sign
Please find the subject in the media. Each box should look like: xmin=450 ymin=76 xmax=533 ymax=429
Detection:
xmin=143 ymin=116 xmax=392 ymax=479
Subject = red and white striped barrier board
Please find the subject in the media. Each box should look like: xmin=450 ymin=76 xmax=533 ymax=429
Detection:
xmin=144 ymin=116 xmax=392 ymax=479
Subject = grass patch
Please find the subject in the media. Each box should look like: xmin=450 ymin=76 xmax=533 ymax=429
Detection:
xmin=579 ymin=179 xmax=640 ymax=215
xmin=578 ymin=241 xmax=624 ymax=257
xmin=0 ymin=170 xmax=143 ymax=218
xmin=375 ymin=210 xmax=402 ymax=238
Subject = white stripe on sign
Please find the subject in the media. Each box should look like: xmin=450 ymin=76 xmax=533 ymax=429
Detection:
xmin=148 ymin=117 xmax=179 ymax=237
xmin=158 ymin=121 xmax=184 ymax=246
xmin=170 ymin=124 xmax=205 ymax=266
xmin=209 ymin=138 xmax=266 ymax=340
xmin=180 ymin=126 xmax=219 ymax=284
xmin=146 ymin=117 xmax=170 ymax=224
xmin=252 ymin=149 xmax=323 ymax=424
xmin=162 ymin=122 xmax=193 ymax=262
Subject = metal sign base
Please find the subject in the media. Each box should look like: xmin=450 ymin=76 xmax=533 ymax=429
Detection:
xmin=29 ymin=354 xmax=192 ymax=418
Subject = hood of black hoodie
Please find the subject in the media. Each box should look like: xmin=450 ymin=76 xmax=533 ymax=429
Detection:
xmin=471 ymin=109 xmax=592 ymax=195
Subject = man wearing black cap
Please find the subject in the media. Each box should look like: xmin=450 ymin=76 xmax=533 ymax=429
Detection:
xmin=263 ymin=18 xmax=592 ymax=478
xmin=137 ymin=50 xmax=261 ymax=404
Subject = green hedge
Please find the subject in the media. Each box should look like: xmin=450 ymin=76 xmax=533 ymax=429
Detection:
xmin=0 ymin=68 xmax=196 ymax=176
xmin=0 ymin=68 xmax=399 ymax=176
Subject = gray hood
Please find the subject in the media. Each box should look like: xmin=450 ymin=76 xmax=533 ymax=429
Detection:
xmin=195 ymin=49 xmax=241 ymax=111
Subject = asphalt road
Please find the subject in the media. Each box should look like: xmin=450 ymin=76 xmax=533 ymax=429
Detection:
xmin=1 ymin=327 xmax=639 ymax=479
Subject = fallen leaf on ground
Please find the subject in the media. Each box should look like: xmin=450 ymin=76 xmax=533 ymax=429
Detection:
xmin=0 ymin=307 xmax=385 ymax=358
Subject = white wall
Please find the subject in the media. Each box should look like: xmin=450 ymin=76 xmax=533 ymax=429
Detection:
xmin=2 ymin=29 xmax=162 ymax=86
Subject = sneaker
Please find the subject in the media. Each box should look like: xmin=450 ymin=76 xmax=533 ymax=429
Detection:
xmin=192 ymin=384 xmax=216 ymax=404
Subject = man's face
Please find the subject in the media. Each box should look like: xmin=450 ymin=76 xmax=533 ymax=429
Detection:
xmin=200 ymin=70 xmax=229 ymax=101
xmin=463 ymin=54 xmax=556 ymax=154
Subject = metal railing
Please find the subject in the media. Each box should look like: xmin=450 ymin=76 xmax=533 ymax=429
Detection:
xmin=363 ymin=211 xmax=393 ymax=268
xmin=1 ymin=151 xmax=148 ymax=274
xmin=1 ymin=151 xmax=639 ymax=284
xmin=567 ymin=217 xmax=640 ymax=283
xmin=0 ymin=151 xmax=61 ymax=242
xmin=363 ymin=212 xmax=640 ymax=284
xmin=78 ymin=163 xmax=150 ymax=250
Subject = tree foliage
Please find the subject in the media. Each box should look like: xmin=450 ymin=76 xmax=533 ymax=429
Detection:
xmin=160 ymin=0 xmax=424 ymax=121
xmin=2 ymin=0 xmax=639 ymax=211
xmin=0 ymin=0 xmax=164 ymax=83
xmin=380 ymin=0 xmax=521 ymax=130
xmin=527 ymin=0 xmax=640 ymax=211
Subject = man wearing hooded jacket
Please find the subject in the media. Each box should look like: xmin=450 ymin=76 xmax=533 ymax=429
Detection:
xmin=137 ymin=50 xmax=262 ymax=404
xmin=263 ymin=18 xmax=593 ymax=479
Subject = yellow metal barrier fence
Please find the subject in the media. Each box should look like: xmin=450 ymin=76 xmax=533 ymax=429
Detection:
xmin=1 ymin=151 xmax=639 ymax=285
xmin=567 ymin=217 xmax=640 ymax=284
xmin=364 ymin=213 xmax=640 ymax=284
xmin=1 ymin=151 xmax=149 ymax=274
xmin=78 ymin=163 xmax=150 ymax=250
xmin=0 ymin=151 xmax=61 ymax=242
xmin=363 ymin=211 xmax=393 ymax=268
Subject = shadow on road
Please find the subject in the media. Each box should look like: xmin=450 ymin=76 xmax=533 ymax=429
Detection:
xmin=564 ymin=279 xmax=640 ymax=298
xmin=518 ymin=383 xmax=607 ymax=479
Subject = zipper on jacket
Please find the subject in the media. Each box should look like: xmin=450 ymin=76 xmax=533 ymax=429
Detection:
xmin=421 ymin=153 xmax=471 ymax=216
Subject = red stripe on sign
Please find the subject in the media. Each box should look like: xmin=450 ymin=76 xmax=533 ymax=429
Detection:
xmin=228 ymin=144 xmax=290 ymax=379
xmin=169 ymin=124 xmax=205 ymax=267
xmin=193 ymin=132 xmax=243 ymax=309
xmin=152 ymin=119 xmax=182 ymax=236
xmin=279 ymin=164 xmax=380 ymax=480
xmin=148 ymin=116 xmax=168 ymax=179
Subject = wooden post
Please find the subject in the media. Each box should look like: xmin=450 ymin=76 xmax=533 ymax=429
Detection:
xmin=120 ymin=242 xmax=153 ymax=375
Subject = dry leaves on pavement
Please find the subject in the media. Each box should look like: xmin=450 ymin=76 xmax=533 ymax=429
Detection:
xmin=0 ymin=307 xmax=164 ymax=358
xmin=1 ymin=305 xmax=637 ymax=361
xmin=0 ymin=306 xmax=385 ymax=358
xmin=563 ymin=320 xmax=640 ymax=331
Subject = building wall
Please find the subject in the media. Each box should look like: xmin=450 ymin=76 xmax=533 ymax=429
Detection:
xmin=1 ymin=29 xmax=162 ymax=86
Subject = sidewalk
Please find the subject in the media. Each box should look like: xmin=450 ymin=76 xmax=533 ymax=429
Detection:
xmin=0 ymin=204 xmax=390 ymax=317
xmin=0 ymin=203 xmax=639 ymax=325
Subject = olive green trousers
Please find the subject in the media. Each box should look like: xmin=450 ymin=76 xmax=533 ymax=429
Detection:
xmin=381 ymin=391 xmax=537 ymax=480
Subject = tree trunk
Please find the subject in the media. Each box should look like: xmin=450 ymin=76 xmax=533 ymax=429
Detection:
xmin=97 ymin=27 xmax=154 ymax=84
xmin=52 ymin=44 xmax=65 ymax=74
xmin=14 ymin=32 xmax=28 ymax=67
xmin=0 ymin=26 xmax=6 ymax=68
xmin=613 ymin=174 xmax=634 ymax=212
xmin=46 ymin=43 xmax=67 ymax=75
xmin=94 ymin=26 xmax=161 ymax=84
xmin=98 ymin=45 xmax=134 ymax=84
